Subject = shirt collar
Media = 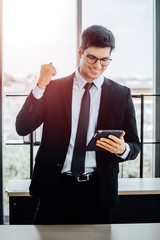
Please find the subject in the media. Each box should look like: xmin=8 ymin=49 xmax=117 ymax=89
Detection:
xmin=75 ymin=67 xmax=104 ymax=90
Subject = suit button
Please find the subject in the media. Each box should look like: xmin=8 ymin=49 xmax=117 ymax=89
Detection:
xmin=57 ymin=163 xmax=62 ymax=167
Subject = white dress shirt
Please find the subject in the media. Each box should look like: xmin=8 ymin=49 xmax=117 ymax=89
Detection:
xmin=32 ymin=69 xmax=130 ymax=174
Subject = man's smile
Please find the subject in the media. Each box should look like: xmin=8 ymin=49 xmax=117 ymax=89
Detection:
xmin=88 ymin=67 xmax=101 ymax=75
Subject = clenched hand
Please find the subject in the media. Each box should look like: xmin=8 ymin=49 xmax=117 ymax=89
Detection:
xmin=37 ymin=63 xmax=57 ymax=90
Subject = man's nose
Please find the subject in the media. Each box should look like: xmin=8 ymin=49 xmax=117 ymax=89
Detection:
xmin=94 ymin=59 xmax=102 ymax=68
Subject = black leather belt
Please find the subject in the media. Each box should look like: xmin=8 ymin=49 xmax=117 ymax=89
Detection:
xmin=62 ymin=172 xmax=96 ymax=182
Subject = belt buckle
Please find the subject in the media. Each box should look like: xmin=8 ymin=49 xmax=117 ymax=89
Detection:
xmin=77 ymin=173 xmax=90 ymax=182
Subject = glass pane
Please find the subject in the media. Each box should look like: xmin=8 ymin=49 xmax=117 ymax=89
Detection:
xmin=3 ymin=145 xmax=30 ymax=222
xmin=82 ymin=0 xmax=153 ymax=83
xmin=4 ymin=96 xmax=28 ymax=142
xmin=143 ymin=144 xmax=153 ymax=177
xmin=3 ymin=0 xmax=76 ymax=222
xmin=3 ymin=0 xmax=76 ymax=93
xmin=82 ymin=0 xmax=153 ymax=178
xmin=122 ymin=155 xmax=140 ymax=178
xmin=143 ymin=96 xmax=154 ymax=141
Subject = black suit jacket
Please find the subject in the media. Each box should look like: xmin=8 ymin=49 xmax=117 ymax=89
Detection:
xmin=16 ymin=72 xmax=140 ymax=208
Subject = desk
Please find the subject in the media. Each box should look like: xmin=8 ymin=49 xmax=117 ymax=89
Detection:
xmin=7 ymin=178 xmax=160 ymax=197
xmin=7 ymin=178 xmax=160 ymax=224
xmin=1 ymin=224 xmax=160 ymax=240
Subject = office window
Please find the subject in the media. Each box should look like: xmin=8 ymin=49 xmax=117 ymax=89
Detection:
xmin=82 ymin=0 xmax=153 ymax=177
xmin=3 ymin=0 xmax=76 ymax=219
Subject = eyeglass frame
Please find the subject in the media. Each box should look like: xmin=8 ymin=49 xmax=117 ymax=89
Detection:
xmin=83 ymin=50 xmax=112 ymax=66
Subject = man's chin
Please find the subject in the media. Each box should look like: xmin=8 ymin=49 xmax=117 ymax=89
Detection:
xmin=88 ymin=73 xmax=100 ymax=80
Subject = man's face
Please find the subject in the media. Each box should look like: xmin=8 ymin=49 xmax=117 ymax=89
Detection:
xmin=78 ymin=46 xmax=111 ymax=82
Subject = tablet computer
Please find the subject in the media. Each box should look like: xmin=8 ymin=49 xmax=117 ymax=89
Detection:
xmin=86 ymin=130 xmax=124 ymax=151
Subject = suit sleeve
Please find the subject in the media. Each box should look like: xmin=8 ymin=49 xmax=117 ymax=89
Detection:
xmin=15 ymin=91 xmax=45 ymax=136
xmin=122 ymin=89 xmax=140 ymax=160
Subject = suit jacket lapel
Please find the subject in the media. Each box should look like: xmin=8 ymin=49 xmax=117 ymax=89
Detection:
xmin=97 ymin=77 xmax=113 ymax=129
xmin=61 ymin=72 xmax=75 ymax=127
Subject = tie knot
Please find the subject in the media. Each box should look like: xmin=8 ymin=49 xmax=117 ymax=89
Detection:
xmin=84 ymin=82 xmax=94 ymax=91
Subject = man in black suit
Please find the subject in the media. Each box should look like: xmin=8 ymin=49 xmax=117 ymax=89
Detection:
xmin=16 ymin=25 xmax=140 ymax=224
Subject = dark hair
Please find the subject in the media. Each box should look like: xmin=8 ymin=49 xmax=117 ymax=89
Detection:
xmin=81 ymin=25 xmax=115 ymax=52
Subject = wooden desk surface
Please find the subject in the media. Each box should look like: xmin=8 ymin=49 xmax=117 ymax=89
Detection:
xmin=118 ymin=178 xmax=160 ymax=195
xmin=6 ymin=178 xmax=160 ymax=196
xmin=0 ymin=223 xmax=160 ymax=240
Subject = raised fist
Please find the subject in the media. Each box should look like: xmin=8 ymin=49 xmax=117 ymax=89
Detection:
xmin=37 ymin=62 xmax=57 ymax=89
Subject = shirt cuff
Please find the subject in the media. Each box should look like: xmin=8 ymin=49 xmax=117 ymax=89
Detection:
xmin=32 ymin=85 xmax=45 ymax=99
xmin=116 ymin=143 xmax=130 ymax=160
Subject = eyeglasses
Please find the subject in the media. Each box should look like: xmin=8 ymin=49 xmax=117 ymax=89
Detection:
xmin=83 ymin=51 xmax=112 ymax=66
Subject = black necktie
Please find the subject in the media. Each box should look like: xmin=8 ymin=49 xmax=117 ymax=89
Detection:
xmin=71 ymin=82 xmax=93 ymax=177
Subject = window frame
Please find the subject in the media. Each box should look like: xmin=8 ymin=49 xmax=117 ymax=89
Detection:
xmin=154 ymin=0 xmax=160 ymax=177
xmin=0 ymin=0 xmax=3 ymax=225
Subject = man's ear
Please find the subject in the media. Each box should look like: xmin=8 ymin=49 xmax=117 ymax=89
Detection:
xmin=78 ymin=46 xmax=83 ymax=59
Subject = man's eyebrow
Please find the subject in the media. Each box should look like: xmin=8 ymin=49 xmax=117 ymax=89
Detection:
xmin=87 ymin=53 xmax=96 ymax=57
xmin=87 ymin=53 xmax=110 ymax=59
xmin=101 ymin=57 xmax=110 ymax=59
